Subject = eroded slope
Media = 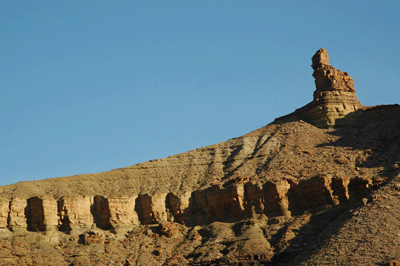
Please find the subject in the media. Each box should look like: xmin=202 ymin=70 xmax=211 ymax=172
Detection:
xmin=1 ymin=49 xmax=399 ymax=265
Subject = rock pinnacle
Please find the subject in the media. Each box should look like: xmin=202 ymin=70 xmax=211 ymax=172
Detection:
xmin=304 ymin=48 xmax=364 ymax=128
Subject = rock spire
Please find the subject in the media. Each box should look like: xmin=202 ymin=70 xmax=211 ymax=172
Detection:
xmin=305 ymin=48 xmax=363 ymax=127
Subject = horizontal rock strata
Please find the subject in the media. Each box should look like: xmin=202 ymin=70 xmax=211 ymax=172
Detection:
xmin=0 ymin=176 xmax=372 ymax=233
xmin=305 ymin=48 xmax=364 ymax=127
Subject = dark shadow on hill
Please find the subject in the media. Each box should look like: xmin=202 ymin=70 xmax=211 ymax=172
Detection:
xmin=267 ymin=205 xmax=356 ymax=265
xmin=272 ymin=104 xmax=400 ymax=176
xmin=267 ymin=104 xmax=400 ymax=265
xmin=319 ymin=104 xmax=400 ymax=173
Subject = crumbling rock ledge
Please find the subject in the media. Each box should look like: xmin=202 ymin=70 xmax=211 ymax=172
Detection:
xmin=0 ymin=176 xmax=372 ymax=233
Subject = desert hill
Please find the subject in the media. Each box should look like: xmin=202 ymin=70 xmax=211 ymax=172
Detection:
xmin=1 ymin=49 xmax=400 ymax=265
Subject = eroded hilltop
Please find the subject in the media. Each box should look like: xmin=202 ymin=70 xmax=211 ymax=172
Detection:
xmin=1 ymin=49 xmax=400 ymax=265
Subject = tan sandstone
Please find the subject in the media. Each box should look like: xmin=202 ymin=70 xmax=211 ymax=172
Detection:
xmin=303 ymin=48 xmax=364 ymax=127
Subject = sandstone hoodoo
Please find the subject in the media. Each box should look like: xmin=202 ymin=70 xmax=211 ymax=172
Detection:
xmin=305 ymin=48 xmax=364 ymax=127
xmin=1 ymin=49 xmax=399 ymax=265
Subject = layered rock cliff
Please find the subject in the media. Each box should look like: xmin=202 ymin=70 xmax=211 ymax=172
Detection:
xmin=1 ymin=49 xmax=399 ymax=265
xmin=294 ymin=48 xmax=364 ymax=128
xmin=0 ymin=119 xmax=381 ymax=234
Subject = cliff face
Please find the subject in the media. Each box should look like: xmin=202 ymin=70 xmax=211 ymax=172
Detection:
xmin=0 ymin=175 xmax=372 ymax=233
xmin=0 ymin=119 xmax=379 ymax=234
xmin=304 ymin=48 xmax=364 ymax=127
xmin=1 ymin=49 xmax=399 ymax=265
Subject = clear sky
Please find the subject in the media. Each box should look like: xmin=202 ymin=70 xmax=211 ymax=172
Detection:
xmin=1 ymin=1 xmax=399 ymax=187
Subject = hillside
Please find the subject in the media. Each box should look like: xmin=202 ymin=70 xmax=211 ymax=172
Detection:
xmin=1 ymin=49 xmax=400 ymax=265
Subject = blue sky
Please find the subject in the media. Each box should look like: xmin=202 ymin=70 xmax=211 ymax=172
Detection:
xmin=1 ymin=1 xmax=399 ymax=186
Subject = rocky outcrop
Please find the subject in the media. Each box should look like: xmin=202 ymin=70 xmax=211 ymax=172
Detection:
xmin=0 ymin=198 xmax=9 ymax=229
xmin=0 ymin=176 xmax=373 ymax=233
xmin=191 ymin=184 xmax=245 ymax=224
xmin=304 ymin=48 xmax=364 ymax=127
xmin=25 ymin=197 xmax=58 ymax=231
xmin=8 ymin=198 xmax=27 ymax=232
xmin=135 ymin=193 xmax=171 ymax=225
xmin=58 ymin=196 xmax=93 ymax=232
xmin=108 ymin=196 xmax=139 ymax=227
xmin=264 ymin=180 xmax=291 ymax=217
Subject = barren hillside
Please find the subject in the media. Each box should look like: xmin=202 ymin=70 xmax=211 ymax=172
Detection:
xmin=1 ymin=49 xmax=399 ymax=265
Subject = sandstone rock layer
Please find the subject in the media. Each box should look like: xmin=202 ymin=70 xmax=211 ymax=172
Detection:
xmin=0 ymin=174 xmax=373 ymax=233
xmin=303 ymin=48 xmax=364 ymax=127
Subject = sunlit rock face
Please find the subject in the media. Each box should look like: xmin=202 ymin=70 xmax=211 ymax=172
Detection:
xmin=305 ymin=48 xmax=364 ymax=128
xmin=0 ymin=174 xmax=374 ymax=233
